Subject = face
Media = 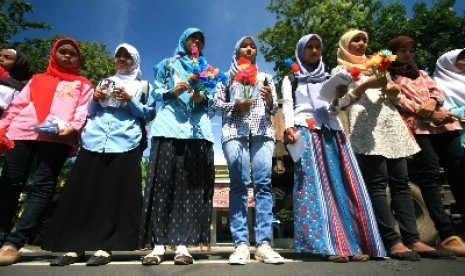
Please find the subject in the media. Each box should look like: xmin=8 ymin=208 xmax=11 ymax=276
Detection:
xmin=303 ymin=38 xmax=322 ymax=64
xmin=455 ymin=56 xmax=465 ymax=72
xmin=238 ymin=38 xmax=257 ymax=63
xmin=114 ymin=47 xmax=134 ymax=72
xmin=348 ymin=34 xmax=367 ymax=56
xmin=395 ymin=43 xmax=415 ymax=64
xmin=186 ymin=32 xmax=204 ymax=53
xmin=0 ymin=49 xmax=17 ymax=72
xmin=55 ymin=43 xmax=80 ymax=69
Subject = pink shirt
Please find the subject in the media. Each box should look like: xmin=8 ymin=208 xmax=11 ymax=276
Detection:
xmin=0 ymin=80 xmax=94 ymax=155
xmin=395 ymin=70 xmax=461 ymax=134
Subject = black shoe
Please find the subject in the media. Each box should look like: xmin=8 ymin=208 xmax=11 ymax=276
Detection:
xmin=174 ymin=254 xmax=193 ymax=265
xmin=50 ymin=255 xmax=85 ymax=266
xmin=416 ymin=250 xmax=456 ymax=259
xmin=86 ymin=255 xmax=111 ymax=266
xmin=388 ymin=251 xmax=421 ymax=261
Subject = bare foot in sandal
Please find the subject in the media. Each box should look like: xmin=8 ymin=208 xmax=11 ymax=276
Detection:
xmin=324 ymin=255 xmax=349 ymax=263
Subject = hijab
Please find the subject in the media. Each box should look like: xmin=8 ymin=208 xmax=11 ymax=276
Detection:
xmin=434 ymin=49 xmax=465 ymax=107
xmin=295 ymin=34 xmax=328 ymax=83
xmin=228 ymin=36 xmax=258 ymax=78
xmin=28 ymin=37 xmax=92 ymax=123
xmin=386 ymin=35 xmax=420 ymax=79
xmin=0 ymin=47 xmax=33 ymax=91
xmin=336 ymin=29 xmax=371 ymax=75
xmin=113 ymin=43 xmax=141 ymax=81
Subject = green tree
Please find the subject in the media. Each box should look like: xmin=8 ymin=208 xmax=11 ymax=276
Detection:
xmin=0 ymin=0 xmax=50 ymax=44
xmin=15 ymin=36 xmax=115 ymax=85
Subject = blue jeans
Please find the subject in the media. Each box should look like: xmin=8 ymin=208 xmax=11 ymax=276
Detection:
xmin=0 ymin=140 xmax=71 ymax=249
xmin=223 ymin=136 xmax=274 ymax=247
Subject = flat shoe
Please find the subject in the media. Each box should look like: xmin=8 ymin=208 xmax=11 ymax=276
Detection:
xmin=86 ymin=255 xmax=111 ymax=266
xmin=50 ymin=255 xmax=85 ymax=266
xmin=388 ymin=251 xmax=421 ymax=261
xmin=323 ymin=255 xmax=349 ymax=263
xmin=0 ymin=245 xmax=21 ymax=266
xmin=438 ymin=235 xmax=465 ymax=257
xmin=174 ymin=254 xmax=193 ymax=265
xmin=416 ymin=250 xmax=456 ymax=259
xmin=349 ymin=255 xmax=370 ymax=262
xmin=141 ymin=254 xmax=165 ymax=265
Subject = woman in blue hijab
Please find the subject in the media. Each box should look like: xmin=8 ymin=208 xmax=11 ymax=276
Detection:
xmin=139 ymin=28 xmax=215 ymax=265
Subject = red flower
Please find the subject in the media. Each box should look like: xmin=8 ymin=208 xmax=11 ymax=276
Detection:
xmin=191 ymin=46 xmax=199 ymax=59
xmin=0 ymin=128 xmax=14 ymax=156
xmin=291 ymin=63 xmax=300 ymax=73
xmin=349 ymin=67 xmax=362 ymax=81
xmin=234 ymin=57 xmax=258 ymax=85
xmin=0 ymin=66 xmax=9 ymax=78
xmin=306 ymin=118 xmax=315 ymax=130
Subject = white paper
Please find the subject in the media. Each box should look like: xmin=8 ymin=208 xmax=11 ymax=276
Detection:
xmin=286 ymin=130 xmax=306 ymax=162
xmin=318 ymin=70 xmax=352 ymax=102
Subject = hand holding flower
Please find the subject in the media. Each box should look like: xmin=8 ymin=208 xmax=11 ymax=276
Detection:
xmin=191 ymin=90 xmax=206 ymax=104
xmin=58 ymin=126 xmax=77 ymax=137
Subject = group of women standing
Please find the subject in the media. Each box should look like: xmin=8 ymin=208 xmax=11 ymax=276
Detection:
xmin=0 ymin=26 xmax=464 ymax=267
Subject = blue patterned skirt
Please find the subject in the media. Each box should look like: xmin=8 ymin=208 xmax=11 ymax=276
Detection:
xmin=293 ymin=126 xmax=386 ymax=257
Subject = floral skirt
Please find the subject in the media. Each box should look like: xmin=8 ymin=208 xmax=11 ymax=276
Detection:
xmin=139 ymin=137 xmax=214 ymax=247
xmin=293 ymin=126 xmax=386 ymax=257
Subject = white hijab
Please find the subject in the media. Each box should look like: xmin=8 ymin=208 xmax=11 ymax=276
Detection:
xmin=434 ymin=49 xmax=465 ymax=109
xmin=114 ymin=43 xmax=142 ymax=81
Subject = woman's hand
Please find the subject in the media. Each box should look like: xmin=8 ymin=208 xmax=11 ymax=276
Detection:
xmin=172 ymin=81 xmax=190 ymax=96
xmin=234 ymin=99 xmax=252 ymax=113
xmin=191 ymin=90 xmax=206 ymax=104
xmin=284 ymin=127 xmax=297 ymax=144
xmin=384 ymin=83 xmax=401 ymax=98
xmin=113 ymin=87 xmax=132 ymax=102
xmin=419 ymin=98 xmax=437 ymax=116
xmin=260 ymin=85 xmax=273 ymax=106
xmin=429 ymin=109 xmax=457 ymax=126
xmin=58 ymin=126 xmax=77 ymax=137
xmin=93 ymin=87 xmax=108 ymax=100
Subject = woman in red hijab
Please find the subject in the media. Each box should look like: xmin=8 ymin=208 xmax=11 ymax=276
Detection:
xmin=0 ymin=37 xmax=94 ymax=266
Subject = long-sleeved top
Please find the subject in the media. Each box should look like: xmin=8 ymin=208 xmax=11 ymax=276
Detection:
xmin=81 ymin=78 xmax=156 ymax=153
xmin=149 ymin=58 xmax=215 ymax=142
xmin=394 ymin=70 xmax=461 ymax=134
xmin=331 ymin=68 xmax=420 ymax=159
xmin=282 ymin=75 xmax=342 ymax=131
xmin=0 ymin=80 xmax=93 ymax=155
xmin=213 ymin=72 xmax=278 ymax=143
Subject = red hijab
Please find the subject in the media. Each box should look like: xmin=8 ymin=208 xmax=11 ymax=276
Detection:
xmin=29 ymin=37 xmax=92 ymax=123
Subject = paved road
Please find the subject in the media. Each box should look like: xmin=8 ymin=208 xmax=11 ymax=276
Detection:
xmin=1 ymin=247 xmax=464 ymax=276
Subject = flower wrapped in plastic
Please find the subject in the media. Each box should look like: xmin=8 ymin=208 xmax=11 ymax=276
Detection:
xmin=31 ymin=115 xmax=70 ymax=135
xmin=0 ymin=128 xmax=14 ymax=155
xmin=365 ymin=49 xmax=396 ymax=96
xmin=234 ymin=57 xmax=258 ymax=100
xmin=187 ymin=47 xmax=228 ymax=93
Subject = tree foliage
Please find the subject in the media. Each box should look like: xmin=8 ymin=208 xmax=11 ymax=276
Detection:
xmin=257 ymin=0 xmax=465 ymax=83
xmin=0 ymin=0 xmax=50 ymax=45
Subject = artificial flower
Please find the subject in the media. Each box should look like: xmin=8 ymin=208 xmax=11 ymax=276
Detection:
xmin=285 ymin=57 xmax=300 ymax=73
xmin=234 ymin=57 xmax=258 ymax=99
xmin=306 ymin=118 xmax=315 ymax=130
xmin=0 ymin=128 xmax=14 ymax=155
xmin=349 ymin=67 xmax=362 ymax=82
xmin=0 ymin=66 xmax=9 ymax=78
xmin=187 ymin=47 xmax=228 ymax=92
xmin=365 ymin=49 xmax=397 ymax=96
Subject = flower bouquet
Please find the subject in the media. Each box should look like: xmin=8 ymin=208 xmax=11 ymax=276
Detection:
xmin=187 ymin=47 xmax=228 ymax=93
xmin=365 ymin=49 xmax=396 ymax=96
xmin=0 ymin=128 xmax=14 ymax=155
xmin=234 ymin=57 xmax=258 ymax=100
xmin=31 ymin=115 xmax=70 ymax=135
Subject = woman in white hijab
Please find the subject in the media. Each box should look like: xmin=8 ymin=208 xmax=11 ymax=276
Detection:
xmin=434 ymin=49 xmax=465 ymax=147
xmin=42 ymin=43 xmax=156 ymax=266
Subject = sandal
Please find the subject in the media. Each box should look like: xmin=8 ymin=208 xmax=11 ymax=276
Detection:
xmin=141 ymin=254 xmax=165 ymax=265
xmin=323 ymin=255 xmax=349 ymax=263
xmin=349 ymin=255 xmax=370 ymax=262
xmin=174 ymin=253 xmax=194 ymax=265
xmin=438 ymin=235 xmax=465 ymax=257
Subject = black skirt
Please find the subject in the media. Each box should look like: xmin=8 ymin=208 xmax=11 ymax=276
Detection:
xmin=139 ymin=137 xmax=214 ymax=247
xmin=41 ymin=147 xmax=142 ymax=252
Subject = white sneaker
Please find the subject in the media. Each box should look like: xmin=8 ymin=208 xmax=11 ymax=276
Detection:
xmin=229 ymin=243 xmax=250 ymax=265
xmin=255 ymin=242 xmax=284 ymax=264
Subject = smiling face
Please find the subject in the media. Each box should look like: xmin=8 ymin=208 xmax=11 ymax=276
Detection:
xmin=55 ymin=43 xmax=80 ymax=69
xmin=114 ymin=47 xmax=134 ymax=73
xmin=186 ymin=32 xmax=204 ymax=54
xmin=0 ymin=49 xmax=17 ymax=72
xmin=238 ymin=38 xmax=257 ymax=63
xmin=303 ymin=38 xmax=322 ymax=64
xmin=348 ymin=33 xmax=368 ymax=56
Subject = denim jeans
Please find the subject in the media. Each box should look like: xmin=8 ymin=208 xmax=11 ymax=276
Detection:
xmin=223 ymin=136 xmax=274 ymax=247
xmin=0 ymin=140 xmax=71 ymax=249
xmin=413 ymin=131 xmax=465 ymax=240
xmin=357 ymin=155 xmax=420 ymax=250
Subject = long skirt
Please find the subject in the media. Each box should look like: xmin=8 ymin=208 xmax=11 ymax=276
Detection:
xmin=293 ymin=126 xmax=386 ymax=257
xmin=139 ymin=137 xmax=214 ymax=247
xmin=41 ymin=147 xmax=142 ymax=251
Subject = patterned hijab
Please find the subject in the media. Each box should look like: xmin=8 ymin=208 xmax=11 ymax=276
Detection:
xmin=114 ymin=43 xmax=141 ymax=81
xmin=0 ymin=47 xmax=33 ymax=90
xmin=336 ymin=29 xmax=371 ymax=75
xmin=386 ymin=35 xmax=420 ymax=79
xmin=295 ymin=34 xmax=328 ymax=83
xmin=29 ymin=37 xmax=92 ymax=123
xmin=434 ymin=49 xmax=465 ymax=107
xmin=228 ymin=36 xmax=258 ymax=78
